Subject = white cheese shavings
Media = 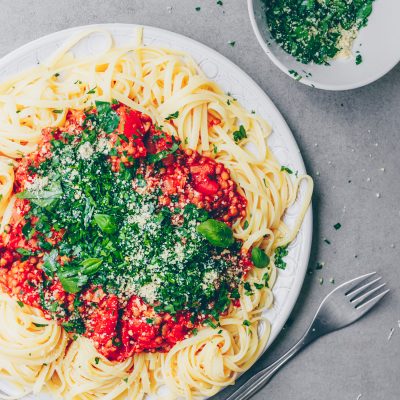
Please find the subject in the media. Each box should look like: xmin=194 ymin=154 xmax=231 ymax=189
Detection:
xmin=25 ymin=176 xmax=49 ymax=193
xmin=201 ymin=270 xmax=218 ymax=290
xmin=138 ymin=280 xmax=160 ymax=304
xmin=78 ymin=142 xmax=94 ymax=160
xmin=335 ymin=26 xmax=358 ymax=59
xmin=96 ymin=138 xmax=111 ymax=154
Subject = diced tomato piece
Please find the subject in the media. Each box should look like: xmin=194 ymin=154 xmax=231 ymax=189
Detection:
xmin=162 ymin=313 xmax=190 ymax=345
xmin=162 ymin=165 xmax=187 ymax=195
xmin=48 ymin=280 xmax=69 ymax=304
xmin=116 ymin=106 xmax=144 ymax=139
xmin=190 ymin=160 xmax=219 ymax=196
xmin=0 ymin=249 xmax=13 ymax=268
xmin=209 ymin=117 xmax=221 ymax=127
xmin=193 ymin=178 xmax=219 ymax=195
xmin=85 ymin=294 xmax=120 ymax=359
xmin=119 ymin=296 xmax=161 ymax=358
xmin=6 ymin=261 xmax=43 ymax=308
xmin=190 ymin=163 xmax=215 ymax=176
xmin=65 ymin=110 xmax=85 ymax=127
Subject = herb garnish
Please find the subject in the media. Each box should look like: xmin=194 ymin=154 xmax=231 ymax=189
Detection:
xmin=274 ymin=245 xmax=288 ymax=270
xmin=264 ymin=0 xmax=375 ymax=65
xmin=16 ymin=102 xmax=247 ymax=324
xmin=165 ymin=111 xmax=179 ymax=120
xmin=233 ymin=125 xmax=247 ymax=143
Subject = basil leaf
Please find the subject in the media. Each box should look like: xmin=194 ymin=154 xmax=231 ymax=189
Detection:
xmin=17 ymin=180 xmax=63 ymax=208
xmin=16 ymin=248 xmax=32 ymax=256
xmin=251 ymin=247 xmax=270 ymax=268
xmin=58 ymin=271 xmax=88 ymax=294
xmin=196 ymin=219 xmax=234 ymax=248
xmin=94 ymin=214 xmax=117 ymax=234
xmin=357 ymin=3 xmax=373 ymax=23
xmin=42 ymin=249 xmax=59 ymax=277
xmin=80 ymin=258 xmax=103 ymax=275
xmin=94 ymin=101 xmax=120 ymax=133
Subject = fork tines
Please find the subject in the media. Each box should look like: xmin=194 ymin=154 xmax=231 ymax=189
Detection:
xmin=344 ymin=272 xmax=390 ymax=310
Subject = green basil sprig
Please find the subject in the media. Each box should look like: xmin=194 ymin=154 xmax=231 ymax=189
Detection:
xmin=94 ymin=214 xmax=117 ymax=234
xmin=196 ymin=219 xmax=234 ymax=248
xmin=251 ymin=247 xmax=270 ymax=268
xmin=80 ymin=258 xmax=103 ymax=275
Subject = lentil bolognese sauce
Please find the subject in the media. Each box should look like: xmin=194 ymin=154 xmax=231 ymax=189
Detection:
xmin=0 ymin=101 xmax=262 ymax=361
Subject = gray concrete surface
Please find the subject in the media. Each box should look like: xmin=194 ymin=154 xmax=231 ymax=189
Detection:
xmin=0 ymin=1 xmax=399 ymax=399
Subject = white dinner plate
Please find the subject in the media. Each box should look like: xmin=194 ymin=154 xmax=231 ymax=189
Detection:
xmin=0 ymin=24 xmax=313 ymax=399
xmin=248 ymin=0 xmax=400 ymax=90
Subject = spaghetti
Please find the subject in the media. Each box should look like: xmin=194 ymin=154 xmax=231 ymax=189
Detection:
xmin=0 ymin=28 xmax=313 ymax=400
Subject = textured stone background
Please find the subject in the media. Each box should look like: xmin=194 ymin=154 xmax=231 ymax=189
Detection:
xmin=0 ymin=1 xmax=399 ymax=399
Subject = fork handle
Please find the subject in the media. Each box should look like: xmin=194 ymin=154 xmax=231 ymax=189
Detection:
xmin=225 ymin=330 xmax=317 ymax=400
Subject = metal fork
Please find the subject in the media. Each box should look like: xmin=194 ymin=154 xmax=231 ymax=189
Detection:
xmin=225 ymin=272 xmax=390 ymax=400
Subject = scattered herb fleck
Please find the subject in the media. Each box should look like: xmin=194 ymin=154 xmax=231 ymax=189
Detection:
xmin=165 ymin=111 xmax=179 ymax=120
xmin=281 ymin=165 xmax=293 ymax=174
xmin=233 ymin=125 xmax=247 ymax=143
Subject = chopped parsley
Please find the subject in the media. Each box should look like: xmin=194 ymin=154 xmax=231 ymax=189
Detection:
xmin=233 ymin=125 xmax=247 ymax=143
xmin=87 ymin=86 xmax=97 ymax=94
xmin=264 ymin=0 xmax=375 ymax=64
xmin=280 ymin=165 xmax=293 ymax=174
xmin=334 ymin=223 xmax=342 ymax=230
xmin=289 ymin=69 xmax=302 ymax=81
xmin=274 ymin=245 xmax=288 ymax=270
xmin=33 ymin=322 xmax=48 ymax=327
xmin=165 ymin=111 xmax=179 ymax=120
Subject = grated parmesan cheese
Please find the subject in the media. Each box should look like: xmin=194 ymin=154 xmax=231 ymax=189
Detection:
xmin=78 ymin=142 xmax=94 ymax=160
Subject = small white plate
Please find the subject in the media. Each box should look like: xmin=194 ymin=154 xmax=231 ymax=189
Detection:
xmin=248 ymin=0 xmax=400 ymax=90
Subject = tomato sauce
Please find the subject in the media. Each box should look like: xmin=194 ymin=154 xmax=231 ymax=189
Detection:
xmin=0 ymin=104 xmax=251 ymax=361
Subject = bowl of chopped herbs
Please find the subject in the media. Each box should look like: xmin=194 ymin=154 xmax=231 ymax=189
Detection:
xmin=248 ymin=0 xmax=400 ymax=90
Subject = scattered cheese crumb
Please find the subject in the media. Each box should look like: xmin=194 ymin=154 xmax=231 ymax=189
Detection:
xmin=25 ymin=176 xmax=49 ymax=192
xmin=335 ymin=26 xmax=358 ymax=59
xmin=78 ymin=142 xmax=94 ymax=160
